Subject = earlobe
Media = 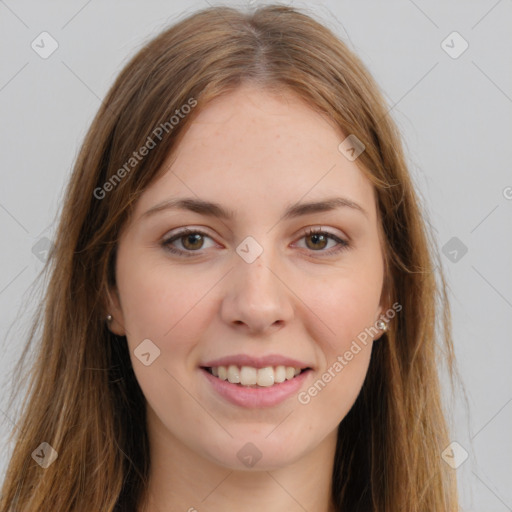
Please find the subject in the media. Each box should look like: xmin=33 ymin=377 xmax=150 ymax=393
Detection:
xmin=374 ymin=302 xmax=390 ymax=340
xmin=375 ymin=318 xmax=388 ymax=333
xmin=105 ymin=287 xmax=127 ymax=336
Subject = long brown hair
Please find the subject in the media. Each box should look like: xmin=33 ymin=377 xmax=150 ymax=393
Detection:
xmin=0 ymin=4 xmax=458 ymax=511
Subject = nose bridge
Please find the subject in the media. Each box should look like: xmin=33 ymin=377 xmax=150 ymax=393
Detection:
xmin=221 ymin=241 xmax=294 ymax=332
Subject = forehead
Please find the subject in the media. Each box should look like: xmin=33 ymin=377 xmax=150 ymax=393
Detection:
xmin=134 ymin=84 xmax=377 ymax=223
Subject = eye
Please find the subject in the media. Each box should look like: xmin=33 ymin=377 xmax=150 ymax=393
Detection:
xmin=294 ymin=227 xmax=350 ymax=255
xmin=161 ymin=226 xmax=350 ymax=258
xmin=161 ymin=228 xmax=217 ymax=257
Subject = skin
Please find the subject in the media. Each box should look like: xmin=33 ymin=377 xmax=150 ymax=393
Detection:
xmin=108 ymin=84 xmax=388 ymax=512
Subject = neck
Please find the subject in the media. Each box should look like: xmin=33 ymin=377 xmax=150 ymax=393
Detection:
xmin=139 ymin=410 xmax=338 ymax=512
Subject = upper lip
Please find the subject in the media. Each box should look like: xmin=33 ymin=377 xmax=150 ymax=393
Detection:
xmin=201 ymin=354 xmax=313 ymax=370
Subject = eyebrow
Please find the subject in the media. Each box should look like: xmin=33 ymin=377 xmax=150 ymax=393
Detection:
xmin=141 ymin=196 xmax=369 ymax=221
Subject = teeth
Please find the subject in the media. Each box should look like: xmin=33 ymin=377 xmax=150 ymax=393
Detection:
xmin=240 ymin=366 xmax=257 ymax=385
xmin=274 ymin=365 xmax=286 ymax=383
xmin=227 ymin=364 xmax=240 ymax=383
xmin=218 ymin=366 xmax=227 ymax=380
xmin=257 ymin=367 xmax=274 ymax=387
xmin=209 ymin=364 xmax=304 ymax=387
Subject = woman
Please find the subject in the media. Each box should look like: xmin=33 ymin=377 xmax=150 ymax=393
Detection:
xmin=0 ymin=4 xmax=459 ymax=511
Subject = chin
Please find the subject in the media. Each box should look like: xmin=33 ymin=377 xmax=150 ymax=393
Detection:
xmin=199 ymin=429 xmax=314 ymax=471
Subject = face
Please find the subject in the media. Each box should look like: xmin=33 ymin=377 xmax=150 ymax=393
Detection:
xmin=108 ymin=84 xmax=387 ymax=471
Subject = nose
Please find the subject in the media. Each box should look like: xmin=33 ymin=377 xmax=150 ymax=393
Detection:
xmin=219 ymin=249 xmax=294 ymax=335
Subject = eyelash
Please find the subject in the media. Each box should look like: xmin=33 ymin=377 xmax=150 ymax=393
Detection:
xmin=161 ymin=227 xmax=350 ymax=258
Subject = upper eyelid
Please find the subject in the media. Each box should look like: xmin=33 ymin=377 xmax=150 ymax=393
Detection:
xmin=162 ymin=226 xmax=348 ymax=249
xmin=163 ymin=227 xmax=217 ymax=243
xmin=163 ymin=225 xmax=346 ymax=240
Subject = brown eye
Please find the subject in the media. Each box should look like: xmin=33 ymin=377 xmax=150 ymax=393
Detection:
xmin=181 ymin=233 xmax=204 ymax=250
xmin=162 ymin=227 xmax=349 ymax=258
xmin=162 ymin=229 xmax=216 ymax=257
xmin=296 ymin=228 xmax=350 ymax=256
xmin=305 ymin=232 xmax=328 ymax=250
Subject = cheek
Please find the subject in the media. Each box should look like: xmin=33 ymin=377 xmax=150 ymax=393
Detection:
xmin=116 ymin=253 xmax=213 ymax=417
xmin=293 ymin=259 xmax=382 ymax=407
xmin=293 ymin=280 xmax=376 ymax=432
xmin=302 ymin=265 xmax=383 ymax=351
xmin=117 ymin=250 xmax=211 ymax=344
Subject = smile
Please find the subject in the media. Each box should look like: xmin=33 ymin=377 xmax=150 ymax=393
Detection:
xmin=204 ymin=365 xmax=308 ymax=387
xmin=200 ymin=365 xmax=313 ymax=408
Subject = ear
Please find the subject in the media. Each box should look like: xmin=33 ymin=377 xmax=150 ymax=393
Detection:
xmin=105 ymin=286 xmax=127 ymax=336
xmin=375 ymin=284 xmax=392 ymax=336
xmin=376 ymin=299 xmax=391 ymax=322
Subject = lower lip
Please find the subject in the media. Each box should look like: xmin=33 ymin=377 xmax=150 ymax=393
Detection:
xmin=201 ymin=368 xmax=312 ymax=408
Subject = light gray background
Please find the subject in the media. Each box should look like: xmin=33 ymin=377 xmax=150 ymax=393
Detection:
xmin=1 ymin=0 xmax=511 ymax=510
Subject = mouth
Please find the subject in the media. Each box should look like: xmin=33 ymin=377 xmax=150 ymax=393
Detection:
xmin=201 ymin=365 xmax=312 ymax=388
